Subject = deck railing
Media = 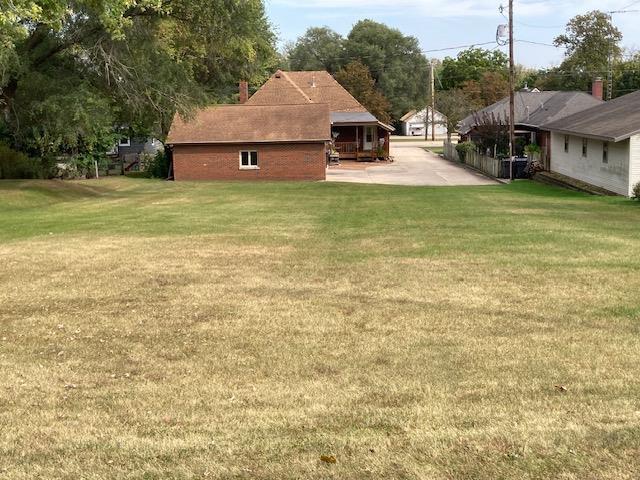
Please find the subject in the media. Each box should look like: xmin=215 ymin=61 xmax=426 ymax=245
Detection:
xmin=334 ymin=142 xmax=358 ymax=154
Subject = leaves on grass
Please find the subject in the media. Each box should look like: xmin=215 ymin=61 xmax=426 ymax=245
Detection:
xmin=555 ymin=385 xmax=568 ymax=392
xmin=320 ymin=455 xmax=336 ymax=464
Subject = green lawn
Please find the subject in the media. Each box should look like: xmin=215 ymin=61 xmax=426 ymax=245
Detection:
xmin=425 ymin=146 xmax=444 ymax=155
xmin=1 ymin=178 xmax=640 ymax=479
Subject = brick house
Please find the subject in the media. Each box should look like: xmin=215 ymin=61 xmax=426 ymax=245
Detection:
xmin=247 ymin=70 xmax=394 ymax=161
xmin=167 ymin=103 xmax=330 ymax=181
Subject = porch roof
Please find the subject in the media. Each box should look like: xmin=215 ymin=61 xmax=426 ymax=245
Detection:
xmin=330 ymin=112 xmax=395 ymax=132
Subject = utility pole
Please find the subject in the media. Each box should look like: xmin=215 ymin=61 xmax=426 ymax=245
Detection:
xmin=508 ymin=0 xmax=516 ymax=181
xmin=430 ymin=61 xmax=436 ymax=141
xmin=607 ymin=12 xmax=614 ymax=101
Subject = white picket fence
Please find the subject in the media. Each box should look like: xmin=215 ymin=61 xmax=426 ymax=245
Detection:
xmin=443 ymin=141 xmax=460 ymax=162
xmin=443 ymin=141 xmax=504 ymax=178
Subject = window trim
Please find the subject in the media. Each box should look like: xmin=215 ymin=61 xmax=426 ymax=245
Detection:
xmin=119 ymin=137 xmax=131 ymax=147
xmin=239 ymin=150 xmax=259 ymax=170
xmin=602 ymin=141 xmax=609 ymax=164
xmin=582 ymin=138 xmax=588 ymax=158
xmin=365 ymin=126 xmax=373 ymax=142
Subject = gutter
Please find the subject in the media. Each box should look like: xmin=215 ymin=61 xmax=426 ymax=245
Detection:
xmin=166 ymin=138 xmax=331 ymax=146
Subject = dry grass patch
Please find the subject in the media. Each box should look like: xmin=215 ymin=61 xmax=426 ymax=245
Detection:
xmin=1 ymin=178 xmax=640 ymax=479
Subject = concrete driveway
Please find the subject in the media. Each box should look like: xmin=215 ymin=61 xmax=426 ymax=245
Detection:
xmin=326 ymin=139 xmax=498 ymax=186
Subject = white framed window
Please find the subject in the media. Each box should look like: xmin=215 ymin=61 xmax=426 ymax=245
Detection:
xmin=602 ymin=142 xmax=609 ymax=164
xmin=582 ymin=138 xmax=588 ymax=157
xmin=239 ymin=150 xmax=258 ymax=169
xmin=119 ymin=137 xmax=131 ymax=147
xmin=564 ymin=135 xmax=569 ymax=153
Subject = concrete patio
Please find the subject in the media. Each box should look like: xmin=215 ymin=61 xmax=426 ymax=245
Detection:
xmin=326 ymin=140 xmax=498 ymax=186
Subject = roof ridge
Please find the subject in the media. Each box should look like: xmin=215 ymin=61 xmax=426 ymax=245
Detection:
xmin=322 ymin=72 xmax=369 ymax=112
xmin=202 ymin=103 xmax=325 ymax=109
xmin=280 ymin=71 xmax=312 ymax=104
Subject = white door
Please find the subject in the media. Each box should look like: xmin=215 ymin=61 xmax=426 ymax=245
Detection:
xmin=363 ymin=126 xmax=374 ymax=150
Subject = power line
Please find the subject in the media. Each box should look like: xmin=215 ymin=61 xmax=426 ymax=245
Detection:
xmin=619 ymin=0 xmax=640 ymax=10
xmin=516 ymin=39 xmax=558 ymax=47
xmin=421 ymin=41 xmax=496 ymax=53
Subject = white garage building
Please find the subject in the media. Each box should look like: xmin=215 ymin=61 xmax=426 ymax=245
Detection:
xmin=543 ymin=90 xmax=640 ymax=197
xmin=400 ymin=108 xmax=448 ymax=138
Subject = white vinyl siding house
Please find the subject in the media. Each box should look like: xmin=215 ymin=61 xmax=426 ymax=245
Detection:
xmin=630 ymin=135 xmax=640 ymax=193
xmin=550 ymin=133 xmax=633 ymax=196
xmin=543 ymin=89 xmax=640 ymax=197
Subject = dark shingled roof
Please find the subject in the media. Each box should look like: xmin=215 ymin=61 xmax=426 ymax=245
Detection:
xmin=330 ymin=112 xmax=395 ymax=131
xmin=458 ymin=91 xmax=603 ymax=134
xmin=542 ymin=90 xmax=640 ymax=142
xmin=331 ymin=111 xmax=377 ymax=123
xmin=166 ymin=104 xmax=330 ymax=145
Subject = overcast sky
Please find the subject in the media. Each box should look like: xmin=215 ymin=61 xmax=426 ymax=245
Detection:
xmin=265 ymin=0 xmax=640 ymax=68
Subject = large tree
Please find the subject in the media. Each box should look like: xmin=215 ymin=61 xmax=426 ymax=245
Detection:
xmin=288 ymin=27 xmax=344 ymax=73
xmin=0 ymin=0 xmax=277 ymax=159
xmin=343 ymin=20 xmax=429 ymax=121
xmin=614 ymin=53 xmax=640 ymax=98
xmin=439 ymin=48 xmax=508 ymax=91
xmin=550 ymin=10 xmax=622 ymax=96
xmin=435 ymin=88 xmax=479 ymax=140
xmin=334 ymin=60 xmax=391 ymax=124
xmin=460 ymin=71 xmax=509 ymax=108
xmin=554 ymin=10 xmax=622 ymax=73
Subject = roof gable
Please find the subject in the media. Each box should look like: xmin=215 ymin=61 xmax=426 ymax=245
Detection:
xmin=166 ymin=104 xmax=331 ymax=145
xmin=247 ymin=70 xmax=368 ymax=113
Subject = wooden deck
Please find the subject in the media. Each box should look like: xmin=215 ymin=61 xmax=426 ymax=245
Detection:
xmin=334 ymin=141 xmax=377 ymax=161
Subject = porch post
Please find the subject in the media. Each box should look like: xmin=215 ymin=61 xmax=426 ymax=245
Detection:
xmin=356 ymin=126 xmax=359 ymax=160
xmin=385 ymin=131 xmax=390 ymax=157
xmin=373 ymin=127 xmax=378 ymax=160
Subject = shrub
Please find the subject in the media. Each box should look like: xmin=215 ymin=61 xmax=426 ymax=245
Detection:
xmin=51 ymin=155 xmax=108 ymax=179
xmin=455 ymin=141 xmax=475 ymax=162
xmin=632 ymin=182 xmax=640 ymax=201
xmin=145 ymin=150 xmax=170 ymax=179
xmin=0 ymin=144 xmax=43 ymax=179
xmin=524 ymin=143 xmax=541 ymax=158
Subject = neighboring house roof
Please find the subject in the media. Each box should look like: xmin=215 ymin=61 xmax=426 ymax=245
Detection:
xmin=542 ymin=90 xmax=640 ymax=142
xmin=166 ymin=104 xmax=330 ymax=145
xmin=400 ymin=107 xmax=447 ymax=124
xmin=400 ymin=110 xmax=416 ymax=122
xmin=458 ymin=91 xmax=603 ymax=134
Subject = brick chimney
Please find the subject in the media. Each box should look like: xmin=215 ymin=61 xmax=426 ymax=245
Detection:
xmin=592 ymin=77 xmax=603 ymax=101
xmin=239 ymin=81 xmax=249 ymax=104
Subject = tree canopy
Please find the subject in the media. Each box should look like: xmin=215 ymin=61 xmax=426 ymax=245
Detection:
xmin=334 ymin=60 xmax=391 ymax=124
xmin=439 ymin=48 xmax=508 ymax=91
xmin=435 ymin=89 xmax=478 ymax=140
xmin=343 ymin=20 xmax=429 ymax=120
xmin=1 ymin=0 xmax=277 ymax=161
xmin=554 ymin=10 xmax=622 ymax=74
xmin=288 ymin=27 xmax=344 ymax=73
xmin=285 ymin=20 xmax=429 ymax=122
xmin=525 ymin=11 xmax=624 ymax=97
